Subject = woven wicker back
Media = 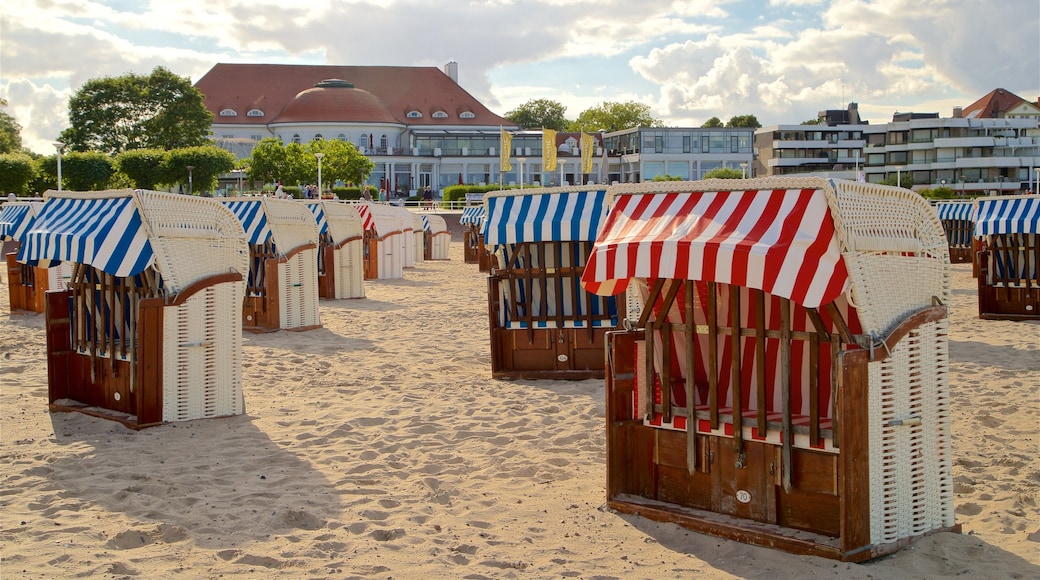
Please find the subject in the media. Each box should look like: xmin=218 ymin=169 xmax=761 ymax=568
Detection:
xmin=262 ymin=198 xmax=319 ymax=256
xmin=826 ymin=179 xmax=950 ymax=336
xmin=321 ymin=201 xmax=365 ymax=245
xmin=134 ymin=190 xmax=249 ymax=294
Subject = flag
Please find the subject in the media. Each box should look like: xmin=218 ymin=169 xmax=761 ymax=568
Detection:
xmin=542 ymin=129 xmax=557 ymax=171
xmin=580 ymin=132 xmax=594 ymax=174
xmin=500 ymin=129 xmax=512 ymax=172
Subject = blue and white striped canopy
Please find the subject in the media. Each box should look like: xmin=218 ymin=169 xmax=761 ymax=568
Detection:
xmin=460 ymin=206 xmax=485 ymax=226
xmin=935 ymin=200 xmax=974 ymax=222
xmin=19 ymin=195 xmax=153 ymax=276
xmin=0 ymin=202 xmax=38 ymax=241
xmin=223 ymin=199 xmax=272 ymax=244
xmin=421 ymin=215 xmax=432 ymax=233
xmin=305 ymin=201 xmax=329 ymax=235
xmin=974 ymin=196 xmax=1040 ymax=236
xmin=483 ymin=188 xmax=609 ymax=246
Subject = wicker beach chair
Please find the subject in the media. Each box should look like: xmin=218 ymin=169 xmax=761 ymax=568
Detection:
xmin=304 ymin=200 xmax=365 ymax=299
xmin=484 ymin=185 xmax=618 ymax=379
xmin=583 ymin=177 xmax=957 ymax=561
xmin=18 ymin=189 xmax=249 ymax=428
xmin=973 ymin=195 xmax=1039 ymax=319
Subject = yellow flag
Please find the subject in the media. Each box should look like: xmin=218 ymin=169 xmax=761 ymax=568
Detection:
xmin=580 ymin=132 xmax=594 ymax=174
xmin=500 ymin=129 xmax=512 ymax=172
xmin=542 ymin=129 xmax=557 ymax=171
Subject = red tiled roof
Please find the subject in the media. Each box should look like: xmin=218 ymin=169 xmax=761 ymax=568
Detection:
xmin=195 ymin=63 xmax=512 ymax=127
xmin=961 ymin=88 xmax=1028 ymax=119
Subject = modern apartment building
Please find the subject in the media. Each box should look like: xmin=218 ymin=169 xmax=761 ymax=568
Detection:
xmin=754 ymin=90 xmax=1040 ymax=195
xmin=602 ymin=127 xmax=754 ymax=183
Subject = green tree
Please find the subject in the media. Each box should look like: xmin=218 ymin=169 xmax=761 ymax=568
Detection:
xmin=117 ymin=148 xmax=168 ymax=190
xmin=0 ymin=153 xmax=35 ymax=194
xmin=308 ymin=139 xmax=374 ymax=190
xmin=726 ymin=115 xmax=762 ymax=128
xmin=701 ymin=116 xmax=724 ymax=128
xmin=0 ymin=99 xmax=22 ymax=154
xmin=247 ymin=138 xmax=289 ymax=186
xmin=702 ymin=167 xmax=744 ymax=179
xmin=63 ymin=151 xmax=116 ymax=190
xmin=504 ymin=99 xmax=568 ymax=131
xmin=60 ymin=66 xmax=213 ymax=155
xmin=801 ymin=118 xmax=822 ymax=125
xmin=162 ymin=146 xmax=236 ymax=194
xmin=568 ymin=101 xmax=663 ymax=132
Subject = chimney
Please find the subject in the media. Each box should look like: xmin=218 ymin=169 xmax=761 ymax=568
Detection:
xmin=952 ymin=106 xmax=962 ymax=118
xmin=444 ymin=61 xmax=459 ymax=84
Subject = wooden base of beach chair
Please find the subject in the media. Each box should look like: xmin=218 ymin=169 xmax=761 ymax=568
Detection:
xmin=489 ymin=326 xmax=608 ymax=380
xmin=948 ymin=246 xmax=972 ymax=263
xmin=977 ymin=246 xmax=1040 ymax=320
xmin=464 ymin=231 xmax=480 ymax=264
xmin=6 ymin=252 xmax=49 ymax=314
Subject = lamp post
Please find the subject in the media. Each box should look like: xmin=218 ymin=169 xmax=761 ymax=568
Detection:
xmin=186 ymin=165 xmax=195 ymax=195
xmin=54 ymin=142 xmax=64 ymax=191
xmin=518 ymin=157 xmax=526 ymax=189
xmin=314 ymin=153 xmax=325 ymax=195
xmin=739 ymin=162 xmax=748 ymax=179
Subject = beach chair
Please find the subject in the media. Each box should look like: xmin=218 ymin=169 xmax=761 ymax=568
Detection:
xmin=223 ymin=198 xmax=322 ymax=332
xmin=934 ymin=199 xmax=976 ymax=265
xmin=460 ymin=206 xmax=490 ymax=269
xmin=410 ymin=213 xmax=424 ymax=267
xmin=354 ymin=202 xmax=406 ymax=279
xmin=304 ymin=200 xmax=365 ymax=299
xmin=973 ymin=195 xmax=1039 ymax=319
xmin=484 ymin=186 xmax=618 ymax=379
xmin=18 ymin=189 xmax=248 ymax=428
xmin=422 ymin=214 xmax=450 ymax=260
xmin=583 ymin=177 xmax=957 ymax=561
xmin=2 ymin=200 xmax=73 ymax=313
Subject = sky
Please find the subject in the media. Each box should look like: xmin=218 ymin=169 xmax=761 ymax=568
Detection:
xmin=2 ymin=0 xmax=1038 ymax=156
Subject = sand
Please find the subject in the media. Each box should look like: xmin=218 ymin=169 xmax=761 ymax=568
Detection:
xmin=1 ymin=240 xmax=1037 ymax=579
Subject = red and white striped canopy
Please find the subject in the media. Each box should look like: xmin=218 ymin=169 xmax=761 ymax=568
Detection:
xmin=580 ymin=186 xmax=850 ymax=308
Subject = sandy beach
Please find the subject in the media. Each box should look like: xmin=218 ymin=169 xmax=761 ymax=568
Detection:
xmin=1 ymin=236 xmax=1037 ymax=579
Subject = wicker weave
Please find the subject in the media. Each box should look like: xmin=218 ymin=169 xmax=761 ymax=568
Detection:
xmin=411 ymin=214 xmax=425 ymax=266
xmin=320 ymin=201 xmax=365 ymax=298
xmin=279 ymin=248 xmax=321 ymax=329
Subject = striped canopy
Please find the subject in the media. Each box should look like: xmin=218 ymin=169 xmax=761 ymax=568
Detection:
xmin=483 ymin=188 xmax=609 ymax=247
xmin=974 ymin=196 xmax=1040 ymax=236
xmin=355 ymin=202 xmax=404 ymax=237
xmin=304 ymin=201 xmax=330 ymax=235
xmin=223 ymin=199 xmax=272 ymax=244
xmin=19 ymin=194 xmax=154 ymax=277
xmin=460 ymin=206 xmax=485 ymax=226
xmin=0 ymin=201 xmax=40 ymax=241
xmin=934 ymin=200 xmax=974 ymax=222
xmin=580 ymin=186 xmax=850 ymax=308
xmin=422 ymin=214 xmax=447 ymax=234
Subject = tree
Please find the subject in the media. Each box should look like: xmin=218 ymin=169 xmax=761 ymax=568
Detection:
xmin=0 ymin=99 xmax=22 ymax=154
xmin=0 ymin=153 xmax=35 ymax=194
xmin=701 ymin=117 xmax=723 ymax=128
xmin=504 ymin=99 xmax=568 ymax=131
xmin=881 ymin=173 xmax=915 ymax=189
xmin=569 ymin=101 xmax=663 ymax=133
xmin=247 ymin=138 xmax=288 ymax=186
xmin=726 ymin=115 xmax=762 ymax=128
xmin=117 ymin=148 xmax=168 ymax=190
xmin=249 ymin=138 xmax=373 ymax=190
xmin=650 ymin=174 xmax=684 ymax=182
xmin=702 ymin=167 xmax=744 ymax=179
xmin=60 ymin=66 xmax=213 ymax=155
xmin=62 ymin=151 xmax=117 ymax=190
xmin=308 ymin=139 xmax=374 ymax=189
xmin=162 ymin=146 xmax=236 ymax=194
xmin=801 ymin=118 xmax=822 ymax=125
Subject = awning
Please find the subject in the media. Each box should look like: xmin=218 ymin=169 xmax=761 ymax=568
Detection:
xmin=974 ymin=196 xmax=1040 ymax=236
xmin=460 ymin=206 xmax=485 ymax=226
xmin=580 ymin=187 xmax=849 ymax=308
xmin=19 ymin=195 xmax=154 ymax=277
xmin=934 ymin=200 xmax=974 ymax=221
xmin=304 ymin=201 xmax=329 ymax=235
xmin=223 ymin=199 xmax=272 ymax=244
xmin=0 ymin=202 xmax=39 ymax=241
xmin=483 ymin=188 xmax=609 ymax=247
xmin=354 ymin=202 xmax=402 ymax=238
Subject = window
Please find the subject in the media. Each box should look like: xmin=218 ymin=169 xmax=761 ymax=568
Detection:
xmin=337 ymin=134 xmax=346 ymax=141
xmin=459 ymin=111 xmax=475 ymax=119
xmin=380 ymin=135 xmax=388 ymax=149
xmin=292 ymin=134 xmax=301 ymax=144
xmin=314 ymin=134 xmax=324 ymax=141
xmin=219 ymin=109 xmax=237 ymax=117
xmin=407 ymin=110 xmax=423 ymax=118
xmin=247 ymin=109 xmax=264 ymax=117
xmin=358 ymin=135 xmax=368 ymax=150
xmin=432 ymin=111 xmax=448 ymax=119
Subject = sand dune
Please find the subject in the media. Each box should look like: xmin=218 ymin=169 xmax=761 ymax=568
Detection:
xmin=1 ymin=243 xmax=1037 ymax=579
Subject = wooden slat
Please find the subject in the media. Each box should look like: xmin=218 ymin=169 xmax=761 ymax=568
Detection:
xmin=729 ymin=286 xmax=743 ymax=463
xmin=779 ymin=297 xmax=793 ymax=493
xmin=707 ymin=283 xmax=719 ymax=430
xmin=809 ymin=329 xmax=820 ymax=447
xmin=638 ymin=279 xmax=666 ymax=329
xmin=754 ymin=289 xmax=767 ymax=434
xmin=661 ymin=322 xmax=672 ymax=422
xmin=685 ymin=281 xmax=697 ymax=474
